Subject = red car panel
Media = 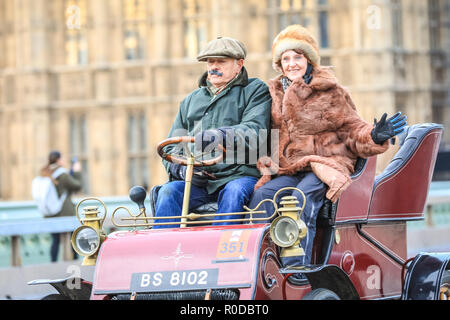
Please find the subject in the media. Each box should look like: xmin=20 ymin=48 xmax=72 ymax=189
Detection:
xmin=92 ymin=224 xmax=268 ymax=299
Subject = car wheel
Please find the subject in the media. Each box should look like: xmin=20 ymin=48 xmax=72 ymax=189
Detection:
xmin=302 ymin=288 xmax=341 ymax=300
xmin=41 ymin=294 xmax=70 ymax=300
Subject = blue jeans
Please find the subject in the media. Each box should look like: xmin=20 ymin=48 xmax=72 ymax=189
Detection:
xmin=248 ymin=172 xmax=327 ymax=266
xmin=153 ymin=176 xmax=258 ymax=229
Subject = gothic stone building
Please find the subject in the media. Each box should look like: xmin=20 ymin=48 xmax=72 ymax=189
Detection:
xmin=0 ymin=0 xmax=449 ymax=200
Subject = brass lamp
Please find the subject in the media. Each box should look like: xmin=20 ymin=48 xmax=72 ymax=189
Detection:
xmin=72 ymin=198 xmax=107 ymax=266
xmin=270 ymin=195 xmax=307 ymax=258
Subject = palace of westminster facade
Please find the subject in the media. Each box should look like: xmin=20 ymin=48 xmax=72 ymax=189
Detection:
xmin=0 ymin=0 xmax=449 ymax=200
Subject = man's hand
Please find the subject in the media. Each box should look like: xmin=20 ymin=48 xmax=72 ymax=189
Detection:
xmin=371 ymin=112 xmax=407 ymax=145
xmin=169 ymin=163 xmax=210 ymax=188
xmin=194 ymin=128 xmax=226 ymax=152
xmin=71 ymin=161 xmax=82 ymax=173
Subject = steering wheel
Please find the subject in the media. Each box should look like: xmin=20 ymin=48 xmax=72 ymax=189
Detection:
xmin=156 ymin=136 xmax=225 ymax=167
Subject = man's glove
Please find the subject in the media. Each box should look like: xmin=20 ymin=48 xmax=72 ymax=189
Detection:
xmin=371 ymin=112 xmax=407 ymax=145
xmin=169 ymin=163 xmax=209 ymax=188
xmin=194 ymin=128 xmax=228 ymax=152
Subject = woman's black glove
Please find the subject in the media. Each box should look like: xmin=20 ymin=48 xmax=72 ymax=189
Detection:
xmin=169 ymin=163 xmax=209 ymax=188
xmin=371 ymin=112 xmax=407 ymax=145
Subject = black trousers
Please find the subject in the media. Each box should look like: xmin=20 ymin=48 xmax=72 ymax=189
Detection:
xmin=50 ymin=233 xmax=78 ymax=262
xmin=248 ymin=172 xmax=327 ymax=266
xmin=50 ymin=233 xmax=60 ymax=262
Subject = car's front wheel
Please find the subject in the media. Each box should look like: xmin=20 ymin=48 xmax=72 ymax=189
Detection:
xmin=41 ymin=294 xmax=70 ymax=300
xmin=302 ymin=288 xmax=341 ymax=300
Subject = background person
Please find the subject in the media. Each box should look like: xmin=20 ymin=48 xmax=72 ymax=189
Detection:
xmin=41 ymin=150 xmax=82 ymax=262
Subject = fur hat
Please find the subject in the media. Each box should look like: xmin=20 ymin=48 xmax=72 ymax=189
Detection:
xmin=272 ymin=25 xmax=320 ymax=72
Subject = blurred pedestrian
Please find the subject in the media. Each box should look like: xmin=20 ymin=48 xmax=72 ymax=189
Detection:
xmin=40 ymin=150 xmax=82 ymax=262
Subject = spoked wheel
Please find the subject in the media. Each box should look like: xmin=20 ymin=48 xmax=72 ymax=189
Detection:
xmin=302 ymin=288 xmax=341 ymax=300
xmin=440 ymin=270 xmax=450 ymax=300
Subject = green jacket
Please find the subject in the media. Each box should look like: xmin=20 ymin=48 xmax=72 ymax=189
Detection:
xmin=163 ymin=67 xmax=272 ymax=194
xmin=52 ymin=167 xmax=82 ymax=217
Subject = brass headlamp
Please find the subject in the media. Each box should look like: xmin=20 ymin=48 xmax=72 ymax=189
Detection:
xmin=269 ymin=190 xmax=308 ymax=258
xmin=72 ymin=198 xmax=107 ymax=266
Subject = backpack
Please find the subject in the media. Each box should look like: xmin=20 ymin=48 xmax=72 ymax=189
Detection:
xmin=32 ymin=167 xmax=68 ymax=217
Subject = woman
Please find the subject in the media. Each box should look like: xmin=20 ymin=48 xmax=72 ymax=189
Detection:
xmin=42 ymin=150 xmax=82 ymax=262
xmin=248 ymin=25 xmax=406 ymax=267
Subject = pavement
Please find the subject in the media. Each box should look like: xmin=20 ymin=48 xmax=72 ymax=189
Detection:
xmin=1 ymin=225 xmax=449 ymax=300
xmin=0 ymin=260 xmax=95 ymax=300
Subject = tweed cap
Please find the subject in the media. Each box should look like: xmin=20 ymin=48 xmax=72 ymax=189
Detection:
xmin=197 ymin=37 xmax=247 ymax=62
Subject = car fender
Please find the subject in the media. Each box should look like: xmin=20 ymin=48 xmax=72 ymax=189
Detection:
xmin=28 ymin=276 xmax=92 ymax=300
xmin=402 ymin=252 xmax=450 ymax=300
xmin=281 ymin=264 xmax=360 ymax=300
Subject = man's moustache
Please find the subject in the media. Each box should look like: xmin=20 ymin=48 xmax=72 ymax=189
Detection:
xmin=208 ymin=70 xmax=223 ymax=76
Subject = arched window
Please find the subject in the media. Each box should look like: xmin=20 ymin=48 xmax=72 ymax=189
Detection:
xmin=266 ymin=0 xmax=330 ymax=50
xmin=65 ymin=0 xmax=88 ymax=65
xmin=183 ymin=0 xmax=210 ymax=58
xmin=127 ymin=110 xmax=149 ymax=189
xmin=123 ymin=0 xmax=148 ymax=60
xmin=69 ymin=114 xmax=90 ymax=194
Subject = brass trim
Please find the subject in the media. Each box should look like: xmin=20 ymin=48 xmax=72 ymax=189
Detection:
xmin=75 ymin=197 xmax=107 ymax=228
xmin=335 ymin=229 xmax=341 ymax=244
xmin=71 ymin=225 xmax=106 ymax=266
xmin=109 ymin=187 xmax=306 ymax=230
xmin=72 ymin=198 xmax=108 ymax=266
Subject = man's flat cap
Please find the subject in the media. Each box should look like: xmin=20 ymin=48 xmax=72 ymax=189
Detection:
xmin=197 ymin=37 xmax=247 ymax=61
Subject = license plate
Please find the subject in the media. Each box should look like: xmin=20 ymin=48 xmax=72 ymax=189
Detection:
xmin=130 ymin=268 xmax=219 ymax=292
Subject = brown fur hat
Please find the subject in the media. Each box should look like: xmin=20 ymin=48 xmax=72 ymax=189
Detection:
xmin=272 ymin=24 xmax=320 ymax=72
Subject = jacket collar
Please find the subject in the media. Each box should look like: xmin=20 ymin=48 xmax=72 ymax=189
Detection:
xmin=308 ymin=66 xmax=337 ymax=91
xmin=270 ymin=66 xmax=337 ymax=96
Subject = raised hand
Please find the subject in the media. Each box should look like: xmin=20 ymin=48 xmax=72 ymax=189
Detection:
xmin=371 ymin=112 xmax=407 ymax=145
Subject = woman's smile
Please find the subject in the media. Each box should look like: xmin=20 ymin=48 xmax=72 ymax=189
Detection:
xmin=281 ymin=50 xmax=309 ymax=81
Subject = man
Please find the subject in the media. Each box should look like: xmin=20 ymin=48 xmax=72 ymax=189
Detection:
xmin=153 ymin=37 xmax=272 ymax=228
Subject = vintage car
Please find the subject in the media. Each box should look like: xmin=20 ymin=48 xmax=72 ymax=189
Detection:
xmin=29 ymin=123 xmax=450 ymax=300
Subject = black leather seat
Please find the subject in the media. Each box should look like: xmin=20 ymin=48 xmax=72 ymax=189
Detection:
xmin=373 ymin=123 xmax=444 ymax=189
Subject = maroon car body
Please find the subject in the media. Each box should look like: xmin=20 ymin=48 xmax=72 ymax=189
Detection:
xmin=30 ymin=123 xmax=450 ymax=300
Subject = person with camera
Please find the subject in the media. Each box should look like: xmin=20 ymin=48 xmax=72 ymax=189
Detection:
xmin=39 ymin=151 xmax=83 ymax=262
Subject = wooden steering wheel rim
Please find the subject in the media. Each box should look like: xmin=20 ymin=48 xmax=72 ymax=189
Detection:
xmin=156 ymin=136 xmax=225 ymax=167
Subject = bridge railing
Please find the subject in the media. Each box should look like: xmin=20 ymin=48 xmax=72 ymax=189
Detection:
xmin=425 ymin=189 xmax=450 ymax=227
xmin=0 ymin=196 xmax=136 ymax=267
xmin=0 ymin=217 xmax=80 ymax=266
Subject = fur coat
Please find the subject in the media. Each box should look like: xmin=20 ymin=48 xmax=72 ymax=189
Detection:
xmin=255 ymin=67 xmax=389 ymax=202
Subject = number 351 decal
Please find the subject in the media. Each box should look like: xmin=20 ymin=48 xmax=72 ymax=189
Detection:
xmin=215 ymin=230 xmax=252 ymax=261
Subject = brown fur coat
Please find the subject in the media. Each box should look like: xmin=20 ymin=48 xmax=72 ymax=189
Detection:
xmin=256 ymin=67 xmax=389 ymax=202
